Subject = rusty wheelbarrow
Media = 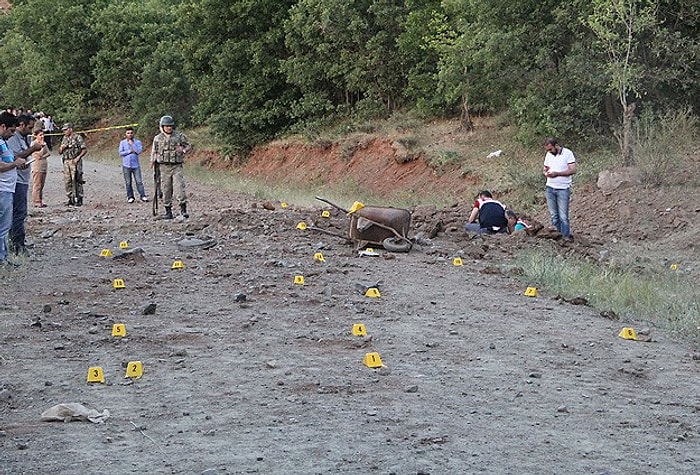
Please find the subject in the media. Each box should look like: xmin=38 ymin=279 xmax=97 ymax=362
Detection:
xmin=311 ymin=196 xmax=413 ymax=253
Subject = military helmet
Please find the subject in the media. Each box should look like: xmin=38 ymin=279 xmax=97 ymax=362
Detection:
xmin=159 ymin=115 xmax=175 ymax=127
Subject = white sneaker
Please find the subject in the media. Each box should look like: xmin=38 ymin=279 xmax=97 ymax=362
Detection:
xmin=127 ymin=197 xmax=135 ymax=203
xmin=140 ymin=196 xmax=149 ymax=202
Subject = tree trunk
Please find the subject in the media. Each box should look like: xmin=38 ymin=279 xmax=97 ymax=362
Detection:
xmin=459 ymin=92 xmax=474 ymax=132
xmin=621 ymin=102 xmax=636 ymax=166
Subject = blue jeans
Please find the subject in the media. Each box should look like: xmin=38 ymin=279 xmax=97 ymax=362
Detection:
xmin=0 ymin=190 xmax=13 ymax=262
xmin=123 ymin=166 xmax=146 ymax=199
xmin=545 ymin=186 xmax=571 ymax=238
xmin=9 ymin=182 xmax=28 ymax=250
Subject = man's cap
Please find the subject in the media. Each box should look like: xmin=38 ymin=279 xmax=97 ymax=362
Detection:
xmin=61 ymin=122 xmax=73 ymax=130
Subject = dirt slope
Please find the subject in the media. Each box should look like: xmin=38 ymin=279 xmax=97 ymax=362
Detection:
xmin=0 ymin=142 xmax=698 ymax=474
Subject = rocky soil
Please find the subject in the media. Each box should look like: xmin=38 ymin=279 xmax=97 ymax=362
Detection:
xmin=1 ymin=147 xmax=698 ymax=474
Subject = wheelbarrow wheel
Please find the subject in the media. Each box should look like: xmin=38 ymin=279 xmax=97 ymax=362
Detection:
xmin=382 ymin=237 xmax=412 ymax=253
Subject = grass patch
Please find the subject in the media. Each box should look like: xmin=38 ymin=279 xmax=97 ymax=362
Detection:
xmin=515 ymin=250 xmax=700 ymax=344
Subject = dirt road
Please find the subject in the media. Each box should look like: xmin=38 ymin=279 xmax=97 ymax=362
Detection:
xmin=1 ymin=154 xmax=698 ymax=474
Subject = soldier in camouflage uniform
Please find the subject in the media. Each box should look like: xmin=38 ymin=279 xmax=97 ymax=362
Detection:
xmin=150 ymin=115 xmax=191 ymax=219
xmin=58 ymin=123 xmax=87 ymax=206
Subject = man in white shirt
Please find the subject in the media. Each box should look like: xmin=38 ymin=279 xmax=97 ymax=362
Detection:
xmin=543 ymin=137 xmax=577 ymax=239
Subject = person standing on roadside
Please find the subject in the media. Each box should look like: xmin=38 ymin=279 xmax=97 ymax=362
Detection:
xmin=118 ymin=127 xmax=148 ymax=203
xmin=543 ymin=137 xmax=577 ymax=239
xmin=30 ymin=126 xmax=51 ymax=208
xmin=7 ymin=114 xmax=42 ymax=256
xmin=58 ymin=123 xmax=87 ymax=206
xmin=151 ymin=115 xmax=191 ymax=219
xmin=0 ymin=112 xmax=25 ymax=267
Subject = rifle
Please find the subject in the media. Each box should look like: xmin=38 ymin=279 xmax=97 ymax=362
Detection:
xmin=152 ymin=162 xmax=162 ymax=217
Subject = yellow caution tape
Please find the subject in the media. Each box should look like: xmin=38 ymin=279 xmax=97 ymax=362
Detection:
xmin=43 ymin=123 xmax=140 ymax=137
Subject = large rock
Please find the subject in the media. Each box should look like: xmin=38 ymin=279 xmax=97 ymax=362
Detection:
xmin=597 ymin=167 xmax=642 ymax=191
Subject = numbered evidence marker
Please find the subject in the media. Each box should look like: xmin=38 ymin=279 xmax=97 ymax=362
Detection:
xmin=452 ymin=257 xmax=463 ymax=266
xmin=365 ymin=287 xmax=381 ymax=298
xmin=87 ymin=366 xmax=105 ymax=384
xmin=111 ymin=323 xmax=126 ymax=337
xmin=524 ymin=287 xmax=538 ymax=297
xmin=313 ymin=252 xmax=325 ymax=263
xmin=363 ymin=352 xmax=383 ymax=368
xmin=618 ymin=327 xmax=638 ymax=341
xmin=321 ymin=210 xmax=331 ymax=218
xmin=171 ymin=260 xmax=185 ymax=270
xmin=670 ymin=263 xmax=679 ymax=271
xmin=113 ymin=278 xmax=126 ymax=289
xmin=119 ymin=241 xmax=129 ymax=249
xmin=125 ymin=361 xmax=144 ymax=379
xmin=294 ymin=275 xmax=305 ymax=285
xmin=352 ymin=323 xmax=367 ymax=337
xmin=296 ymin=221 xmax=307 ymax=230
xmin=99 ymin=248 xmax=112 ymax=257
xmin=280 ymin=202 xmax=289 ymax=208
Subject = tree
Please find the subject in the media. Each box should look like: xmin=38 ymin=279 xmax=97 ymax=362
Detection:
xmin=587 ymin=0 xmax=658 ymax=165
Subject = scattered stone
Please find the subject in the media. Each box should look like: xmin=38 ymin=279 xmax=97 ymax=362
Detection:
xmin=0 ymin=430 xmax=7 ymax=437
xmin=40 ymin=229 xmax=57 ymax=239
xmin=266 ymin=360 xmax=277 ymax=369
xmin=53 ymin=343 xmax=65 ymax=351
xmin=234 ymin=293 xmax=246 ymax=303
xmin=405 ymin=385 xmax=419 ymax=393
xmin=17 ymin=442 xmax=28 ymax=450
xmin=557 ymin=405 xmax=569 ymax=413
xmin=489 ymin=343 xmax=496 ymax=350
xmin=171 ymin=349 xmax=188 ymax=357
xmin=529 ymin=372 xmax=542 ymax=379
xmin=88 ymin=327 xmax=98 ymax=335
xmin=112 ymin=247 xmax=146 ymax=262
xmin=377 ymin=366 xmax=392 ymax=376
xmin=177 ymin=237 xmax=217 ymax=250
xmin=0 ymin=389 xmax=12 ymax=402
xmin=597 ymin=167 xmax=642 ymax=191
xmin=142 ymin=303 xmax=157 ymax=315
xmin=42 ymin=304 xmax=52 ymax=313
xmin=262 ymin=201 xmax=275 ymax=211
xmin=30 ymin=317 xmax=42 ymax=328
xmin=600 ymin=310 xmax=619 ymax=320
xmin=44 ymin=381 xmax=52 ymax=386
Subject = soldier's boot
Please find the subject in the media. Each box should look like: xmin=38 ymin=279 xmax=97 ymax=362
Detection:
xmin=164 ymin=206 xmax=174 ymax=220
xmin=67 ymin=197 xmax=75 ymax=206
xmin=76 ymin=197 xmax=83 ymax=207
xmin=180 ymin=203 xmax=189 ymax=219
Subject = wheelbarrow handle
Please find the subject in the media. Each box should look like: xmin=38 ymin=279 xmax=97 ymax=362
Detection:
xmin=315 ymin=196 xmax=349 ymax=213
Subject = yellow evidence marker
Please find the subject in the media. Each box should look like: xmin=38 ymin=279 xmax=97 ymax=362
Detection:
xmin=111 ymin=323 xmax=126 ymax=337
xmin=313 ymin=252 xmax=325 ymax=263
xmin=171 ymin=260 xmax=185 ymax=270
xmin=119 ymin=241 xmax=129 ymax=249
xmin=125 ymin=361 xmax=144 ymax=379
xmin=87 ymin=367 xmax=105 ymax=384
xmin=524 ymin=287 xmax=538 ymax=297
xmin=294 ymin=275 xmax=305 ymax=285
xmin=99 ymin=248 xmax=112 ymax=257
xmin=347 ymin=201 xmax=365 ymax=214
xmin=321 ymin=210 xmax=331 ymax=218
xmin=363 ymin=352 xmax=383 ymax=368
xmin=452 ymin=257 xmax=463 ymax=266
xmin=365 ymin=287 xmax=381 ymax=298
xmin=352 ymin=323 xmax=367 ymax=337
xmin=280 ymin=202 xmax=288 ymax=208
xmin=618 ymin=327 xmax=638 ymax=340
xmin=670 ymin=263 xmax=679 ymax=271
xmin=113 ymin=278 xmax=126 ymax=289
xmin=296 ymin=222 xmax=307 ymax=230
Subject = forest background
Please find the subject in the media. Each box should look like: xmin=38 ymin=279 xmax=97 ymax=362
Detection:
xmin=0 ymin=0 xmax=697 ymax=164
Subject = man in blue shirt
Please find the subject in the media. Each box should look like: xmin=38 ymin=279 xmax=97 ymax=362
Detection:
xmin=118 ymin=127 xmax=147 ymax=203
xmin=7 ymin=114 xmax=42 ymax=256
xmin=0 ymin=112 xmax=25 ymax=266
